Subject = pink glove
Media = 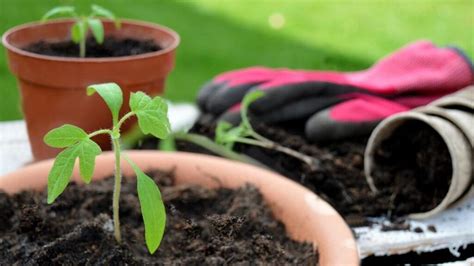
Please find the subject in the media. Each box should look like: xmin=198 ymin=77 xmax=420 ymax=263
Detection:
xmin=197 ymin=41 xmax=474 ymax=141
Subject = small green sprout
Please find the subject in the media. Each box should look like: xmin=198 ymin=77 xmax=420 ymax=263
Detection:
xmin=44 ymin=83 xmax=169 ymax=254
xmin=42 ymin=5 xmax=121 ymax=58
xmin=215 ymin=90 xmax=319 ymax=170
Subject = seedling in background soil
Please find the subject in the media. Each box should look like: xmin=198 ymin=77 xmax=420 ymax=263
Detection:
xmin=215 ymin=91 xmax=319 ymax=170
xmin=42 ymin=5 xmax=120 ymax=57
xmin=44 ymin=83 xmax=169 ymax=254
xmin=159 ymin=91 xmax=318 ymax=170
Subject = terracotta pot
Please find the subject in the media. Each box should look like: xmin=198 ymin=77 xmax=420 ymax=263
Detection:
xmin=0 ymin=151 xmax=359 ymax=265
xmin=2 ymin=19 xmax=180 ymax=160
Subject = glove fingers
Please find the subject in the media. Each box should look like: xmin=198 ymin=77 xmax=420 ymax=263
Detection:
xmin=305 ymin=108 xmax=380 ymax=142
xmin=252 ymin=82 xmax=360 ymax=114
xmin=198 ymin=67 xmax=277 ymax=112
xmin=217 ymin=95 xmax=342 ymax=126
xmin=305 ymin=97 xmax=409 ymax=142
xmin=206 ymin=83 xmax=261 ymax=115
xmin=253 ymin=96 xmax=344 ymax=124
xmin=197 ymin=80 xmax=225 ymax=111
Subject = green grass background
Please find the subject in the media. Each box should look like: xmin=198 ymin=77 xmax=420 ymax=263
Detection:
xmin=0 ymin=0 xmax=472 ymax=121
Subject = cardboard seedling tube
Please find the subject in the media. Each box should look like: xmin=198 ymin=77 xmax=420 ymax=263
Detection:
xmin=426 ymin=86 xmax=474 ymax=209
xmin=420 ymin=106 xmax=474 ymax=150
xmin=364 ymin=111 xmax=472 ymax=219
xmin=430 ymin=86 xmax=474 ymax=110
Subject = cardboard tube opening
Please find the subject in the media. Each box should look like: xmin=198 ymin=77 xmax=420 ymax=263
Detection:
xmin=365 ymin=112 xmax=472 ymax=219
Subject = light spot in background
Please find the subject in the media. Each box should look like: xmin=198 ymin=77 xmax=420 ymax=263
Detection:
xmin=268 ymin=12 xmax=285 ymax=30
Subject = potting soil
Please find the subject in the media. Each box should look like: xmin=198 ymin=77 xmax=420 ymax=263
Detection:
xmin=0 ymin=170 xmax=317 ymax=264
xmin=371 ymin=120 xmax=452 ymax=216
xmin=142 ymin=116 xmax=452 ymax=226
xmin=23 ymin=37 xmax=160 ymax=57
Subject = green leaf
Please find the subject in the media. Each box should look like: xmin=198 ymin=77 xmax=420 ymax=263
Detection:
xmin=126 ymin=157 xmax=166 ymax=254
xmin=241 ymin=90 xmax=265 ymax=126
xmin=87 ymin=83 xmax=123 ymax=124
xmin=44 ymin=124 xmax=88 ymax=148
xmin=242 ymin=90 xmax=265 ymax=110
xmin=159 ymin=135 xmax=176 ymax=152
xmin=87 ymin=18 xmax=104 ymax=44
xmin=215 ymin=121 xmax=236 ymax=148
xmin=91 ymin=4 xmax=121 ymax=28
xmin=215 ymin=121 xmax=244 ymax=149
xmin=77 ymin=139 xmax=101 ymax=183
xmin=71 ymin=20 xmax=87 ymax=44
xmin=130 ymin=92 xmax=170 ymax=139
xmin=47 ymin=145 xmax=80 ymax=204
xmin=47 ymin=136 xmax=101 ymax=202
xmin=215 ymin=121 xmax=233 ymax=141
xmin=41 ymin=6 xmax=76 ymax=21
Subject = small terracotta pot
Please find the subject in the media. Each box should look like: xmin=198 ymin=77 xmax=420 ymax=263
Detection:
xmin=0 ymin=151 xmax=359 ymax=265
xmin=2 ymin=19 xmax=180 ymax=160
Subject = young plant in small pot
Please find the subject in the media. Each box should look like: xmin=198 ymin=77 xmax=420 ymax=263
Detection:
xmin=0 ymin=83 xmax=358 ymax=265
xmin=2 ymin=5 xmax=180 ymax=160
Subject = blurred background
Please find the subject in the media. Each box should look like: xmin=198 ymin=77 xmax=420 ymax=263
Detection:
xmin=1 ymin=0 xmax=472 ymax=121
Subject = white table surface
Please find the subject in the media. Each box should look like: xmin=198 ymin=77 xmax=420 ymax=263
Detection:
xmin=0 ymin=103 xmax=200 ymax=175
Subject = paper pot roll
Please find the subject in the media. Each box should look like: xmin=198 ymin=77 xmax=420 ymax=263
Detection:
xmin=420 ymin=106 xmax=474 ymax=149
xmin=430 ymin=86 xmax=474 ymax=110
xmin=425 ymin=86 xmax=474 ymax=209
xmin=364 ymin=111 xmax=473 ymax=219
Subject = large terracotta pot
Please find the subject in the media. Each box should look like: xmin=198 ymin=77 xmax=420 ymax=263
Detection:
xmin=0 ymin=151 xmax=359 ymax=265
xmin=2 ymin=19 xmax=180 ymax=160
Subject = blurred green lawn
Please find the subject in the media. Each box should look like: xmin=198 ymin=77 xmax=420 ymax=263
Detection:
xmin=0 ymin=0 xmax=472 ymax=121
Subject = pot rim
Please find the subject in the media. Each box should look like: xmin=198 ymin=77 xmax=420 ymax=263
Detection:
xmin=2 ymin=18 xmax=180 ymax=63
xmin=0 ymin=151 xmax=359 ymax=265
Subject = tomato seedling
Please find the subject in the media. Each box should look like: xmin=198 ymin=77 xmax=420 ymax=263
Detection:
xmin=214 ymin=90 xmax=319 ymax=170
xmin=42 ymin=5 xmax=120 ymax=57
xmin=162 ymin=91 xmax=318 ymax=170
xmin=44 ymin=83 xmax=169 ymax=254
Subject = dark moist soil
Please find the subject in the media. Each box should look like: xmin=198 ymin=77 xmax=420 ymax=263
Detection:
xmin=371 ymin=121 xmax=452 ymax=216
xmin=23 ymin=36 xmax=161 ymax=58
xmin=0 ymin=171 xmax=317 ymax=265
xmin=138 ymin=115 xmax=452 ymax=227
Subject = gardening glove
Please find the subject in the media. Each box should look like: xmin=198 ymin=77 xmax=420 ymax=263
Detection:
xmin=197 ymin=40 xmax=474 ymax=141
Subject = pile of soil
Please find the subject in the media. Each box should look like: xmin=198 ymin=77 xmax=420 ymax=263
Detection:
xmin=139 ymin=116 xmax=452 ymax=226
xmin=23 ymin=37 xmax=161 ymax=58
xmin=0 ymin=171 xmax=317 ymax=264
